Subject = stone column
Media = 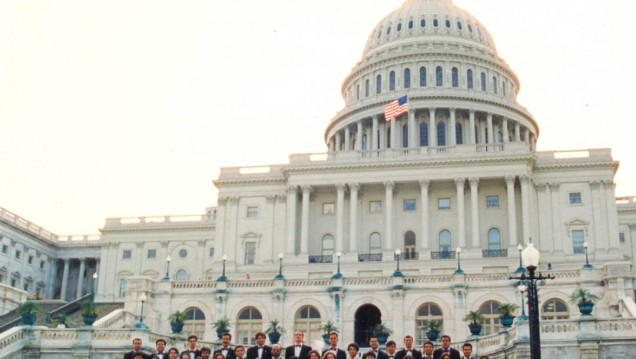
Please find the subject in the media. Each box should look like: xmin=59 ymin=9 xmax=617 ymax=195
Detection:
xmin=506 ymin=176 xmax=518 ymax=247
xmin=389 ymin=118 xmax=396 ymax=149
xmin=344 ymin=126 xmax=351 ymax=150
xmin=334 ymin=131 xmax=341 ymax=151
xmin=470 ymin=178 xmax=480 ymax=248
xmin=486 ymin=113 xmax=494 ymax=145
xmin=520 ymin=176 xmax=532 ymax=243
xmin=455 ymin=178 xmax=466 ymax=248
xmin=408 ymin=110 xmax=416 ymax=149
xmin=589 ymin=181 xmax=603 ymax=251
xmin=349 ymin=183 xmax=359 ymax=253
xmin=286 ymin=186 xmax=298 ymax=255
xmin=514 ymin=123 xmax=521 ymax=142
xmin=449 ymin=108 xmax=457 ymax=146
xmin=384 ymin=181 xmax=394 ymax=251
xmin=429 ymin=108 xmax=437 ymax=147
xmin=336 ymin=184 xmax=346 ymax=253
xmin=300 ymin=185 xmax=312 ymax=255
xmin=502 ymin=118 xmax=509 ymax=143
xmin=469 ymin=110 xmax=476 ymax=144
xmin=420 ymin=180 xmax=430 ymax=251
xmin=61 ymin=259 xmax=70 ymax=301
xmin=372 ymin=115 xmax=379 ymax=150
xmin=76 ymin=258 xmax=86 ymax=299
xmin=356 ymin=121 xmax=363 ymax=151
xmin=603 ymin=181 xmax=621 ymax=250
xmin=550 ymin=183 xmax=563 ymax=252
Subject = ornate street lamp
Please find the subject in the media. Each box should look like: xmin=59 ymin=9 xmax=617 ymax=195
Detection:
xmin=217 ymin=255 xmax=228 ymax=282
xmin=274 ymin=253 xmax=285 ymax=280
xmin=393 ymin=249 xmax=403 ymax=277
xmin=454 ymin=247 xmax=464 ymax=275
xmin=583 ymin=242 xmax=592 ymax=269
xmin=518 ymin=284 xmax=528 ymax=321
xmin=332 ymin=252 xmax=343 ymax=279
xmin=162 ymin=255 xmax=171 ymax=281
xmin=515 ymin=243 xmax=525 ymax=274
xmin=134 ymin=293 xmax=149 ymax=330
xmin=509 ymin=241 xmax=554 ymax=359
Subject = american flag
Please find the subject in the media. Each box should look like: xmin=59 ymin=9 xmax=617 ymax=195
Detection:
xmin=383 ymin=95 xmax=409 ymax=121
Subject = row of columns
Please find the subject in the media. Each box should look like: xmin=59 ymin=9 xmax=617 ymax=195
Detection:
xmin=329 ymin=108 xmax=535 ymax=152
xmin=58 ymin=258 xmax=100 ymax=301
xmin=286 ymin=175 xmax=531 ymax=256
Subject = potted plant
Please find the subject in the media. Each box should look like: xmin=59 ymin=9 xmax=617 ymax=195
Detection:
xmin=371 ymin=322 xmax=393 ymax=344
xmin=169 ymin=310 xmax=188 ymax=334
xmin=425 ymin=320 xmax=442 ymax=341
xmin=52 ymin=313 xmax=70 ymax=328
xmin=569 ymin=288 xmax=599 ymax=316
xmin=497 ymin=303 xmax=519 ymax=329
xmin=17 ymin=299 xmax=40 ymax=325
xmin=463 ymin=310 xmax=485 ymax=336
xmin=265 ymin=319 xmax=286 ymax=344
xmin=320 ymin=321 xmax=338 ymax=344
xmin=213 ymin=316 xmax=231 ymax=339
xmin=80 ymin=299 xmax=99 ymax=326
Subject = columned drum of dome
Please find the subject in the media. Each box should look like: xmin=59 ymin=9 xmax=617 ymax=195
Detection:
xmin=325 ymin=0 xmax=538 ymax=159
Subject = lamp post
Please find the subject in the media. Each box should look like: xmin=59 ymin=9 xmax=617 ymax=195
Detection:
xmin=162 ymin=255 xmax=171 ymax=281
xmin=91 ymin=272 xmax=98 ymax=300
xmin=515 ymin=243 xmax=525 ymax=274
xmin=217 ymin=255 xmax=228 ymax=282
xmin=518 ymin=284 xmax=528 ymax=320
xmin=393 ymin=249 xmax=403 ymax=277
xmin=274 ymin=253 xmax=285 ymax=280
xmin=134 ymin=293 xmax=149 ymax=330
xmin=509 ymin=242 xmax=554 ymax=359
xmin=583 ymin=242 xmax=592 ymax=269
xmin=332 ymin=252 xmax=343 ymax=279
xmin=454 ymin=247 xmax=464 ymax=275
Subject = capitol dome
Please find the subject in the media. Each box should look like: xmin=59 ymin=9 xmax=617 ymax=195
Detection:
xmin=325 ymin=0 xmax=538 ymax=157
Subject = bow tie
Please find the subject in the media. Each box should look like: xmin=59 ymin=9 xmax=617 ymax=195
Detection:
xmin=330 ymin=348 xmax=337 ymax=351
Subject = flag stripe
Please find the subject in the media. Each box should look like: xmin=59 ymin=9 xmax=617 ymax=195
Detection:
xmin=383 ymin=95 xmax=409 ymax=121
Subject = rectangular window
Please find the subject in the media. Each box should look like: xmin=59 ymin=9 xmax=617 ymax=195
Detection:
xmin=27 ymin=256 xmax=33 ymax=265
xmin=122 ymin=250 xmax=132 ymax=260
xmin=323 ymin=203 xmax=335 ymax=215
xmin=15 ymin=250 xmax=21 ymax=260
xmin=569 ymin=192 xmax=582 ymax=205
xmin=119 ymin=278 xmax=127 ymax=298
xmin=403 ymin=199 xmax=416 ymax=212
xmin=370 ymin=201 xmax=382 ymax=213
xmin=147 ymin=249 xmax=156 ymax=259
xmin=438 ymin=198 xmax=451 ymax=210
xmin=486 ymin=195 xmax=499 ymax=208
xmin=1 ymin=244 xmax=7 ymax=254
xmin=11 ymin=278 xmax=17 ymax=287
xmin=619 ymin=233 xmax=625 ymax=244
xmin=245 ymin=242 xmax=256 ymax=265
xmin=572 ymin=229 xmax=585 ymax=253
xmin=209 ymin=247 xmax=215 ymax=257
xmin=0 ymin=274 xmax=4 ymax=283
xmin=246 ymin=206 xmax=258 ymax=218
xmin=39 ymin=261 xmax=45 ymax=270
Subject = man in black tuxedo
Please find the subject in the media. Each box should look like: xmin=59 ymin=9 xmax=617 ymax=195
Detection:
xmin=123 ymin=338 xmax=149 ymax=359
xmin=395 ymin=336 xmax=422 ymax=359
xmin=326 ymin=332 xmax=347 ymax=359
xmin=214 ymin=332 xmax=236 ymax=359
xmin=181 ymin=335 xmax=202 ymax=359
xmin=369 ymin=336 xmax=389 ymax=359
xmin=285 ymin=331 xmax=312 ymax=359
xmin=234 ymin=345 xmax=246 ymax=359
xmin=246 ymin=332 xmax=272 ymax=359
xmin=151 ymin=339 xmax=167 ymax=359
xmin=422 ymin=341 xmax=435 ymax=359
xmin=460 ymin=343 xmax=473 ymax=359
xmin=383 ymin=340 xmax=397 ymax=359
xmin=432 ymin=335 xmax=460 ymax=359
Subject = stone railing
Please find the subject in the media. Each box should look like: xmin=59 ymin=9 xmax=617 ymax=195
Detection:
xmin=104 ymin=213 xmax=215 ymax=228
xmin=540 ymin=320 xmax=580 ymax=333
xmin=0 ymin=207 xmax=58 ymax=242
xmin=93 ymin=308 xmax=129 ymax=329
xmin=404 ymin=275 xmax=453 ymax=283
xmin=285 ymin=279 xmax=332 ymax=287
xmin=343 ymin=277 xmax=393 ymax=286
xmin=171 ymin=281 xmax=218 ymax=290
xmin=482 ymin=249 xmax=508 ymax=258
xmin=308 ymin=255 xmax=333 ymax=263
xmin=616 ymin=196 xmax=636 ymax=205
xmin=0 ymin=326 xmax=24 ymax=355
xmin=228 ymin=280 xmax=273 ymax=288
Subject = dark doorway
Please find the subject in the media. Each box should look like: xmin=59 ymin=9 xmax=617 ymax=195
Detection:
xmin=355 ymin=304 xmax=382 ymax=346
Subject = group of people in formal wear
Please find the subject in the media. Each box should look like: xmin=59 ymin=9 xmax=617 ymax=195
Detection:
xmin=123 ymin=331 xmax=489 ymax=359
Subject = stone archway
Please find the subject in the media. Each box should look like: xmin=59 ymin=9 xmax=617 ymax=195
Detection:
xmin=354 ymin=304 xmax=382 ymax=346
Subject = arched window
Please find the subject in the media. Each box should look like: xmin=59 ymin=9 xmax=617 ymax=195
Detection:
xmin=457 ymin=21 xmax=463 ymax=30
xmin=419 ymin=123 xmax=428 ymax=146
xmin=479 ymin=301 xmax=502 ymax=335
xmin=295 ymin=306 xmax=322 ymax=344
xmin=376 ymin=75 xmax=382 ymax=94
xmin=445 ymin=19 xmax=451 ymax=28
xmin=386 ymin=26 xmax=392 ymax=35
xmin=404 ymin=68 xmax=411 ymax=89
xmin=419 ymin=67 xmax=427 ymax=87
xmin=397 ymin=23 xmax=402 ymax=32
xmin=480 ymin=72 xmax=487 ymax=91
xmin=365 ymin=79 xmax=370 ymax=97
xmin=437 ymin=122 xmax=446 ymax=146
xmin=502 ymin=80 xmax=507 ymax=96
xmin=356 ymin=84 xmax=360 ymax=100
xmin=415 ymin=303 xmax=443 ymax=346
xmin=436 ymin=66 xmax=443 ymax=87
xmin=322 ymin=234 xmax=334 ymax=256
xmin=439 ymin=230 xmax=451 ymax=253
xmin=389 ymin=71 xmax=396 ymax=91
xmin=402 ymin=124 xmax=409 ymax=148
xmin=237 ymin=307 xmax=263 ymax=346
xmin=404 ymin=231 xmax=416 ymax=259
xmin=420 ymin=19 xmax=426 ymax=28
xmin=541 ymin=299 xmax=570 ymax=320
xmin=369 ymin=232 xmax=382 ymax=253
xmin=451 ymin=67 xmax=459 ymax=87
xmin=184 ymin=307 xmax=206 ymax=339
xmin=493 ymin=76 xmax=498 ymax=94
xmin=467 ymin=69 xmax=473 ymax=89
xmin=362 ymin=134 xmax=368 ymax=150
xmin=455 ymin=123 xmax=463 ymax=144
xmin=408 ymin=20 xmax=414 ymax=29
xmin=488 ymin=228 xmax=501 ymax=250
xmin=433 ymin=19 xmax=439 ymax=28
xmin=175 ymin=269 xmax=189 ymax=281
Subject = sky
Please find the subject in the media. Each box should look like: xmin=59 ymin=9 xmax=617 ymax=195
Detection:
xmin=1 ymin=0 xmax=635 ymax=235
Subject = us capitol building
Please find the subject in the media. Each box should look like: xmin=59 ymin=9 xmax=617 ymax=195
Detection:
xmin=2 ymin=0 xmax=636 ymax=358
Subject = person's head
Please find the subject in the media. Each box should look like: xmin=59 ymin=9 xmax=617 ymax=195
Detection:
xmin=347 ymin=343 xmax=359 ymax=357
xmin=235 ymin=345 xmax=245 ymax=359
xmin=201 ymin=346 xmax=211 ymax=359
xmin=440 ymin=335 xmax=451 ymax=349
xmin=309 ymin=350 xmax=321 ymax=359
xmin=255 ymin=332 xmax=266 ymax=346
xmin=403 ymin=355 xmax=413 ymax=359
xmin=423 ymin=341 xmax=434 ymax=355
xmin=168 ymin=347 xmax=180 ymax=359
xmin=221 ymin=332 xmax=232 ymax=346
xmin=214 ymin=354 xmax=225 ymax=359
xmin=132 ymin=338 xmax=142 ymax=351
xmin=150 ymin=355 xmax=160 ymax=359
xmin=322 ymin=352 xmax=337 ymax=359
xmin=403 ymin=335 xmax=414 ymax=349
xmin=363 ymin=351 xmax=376 ymax=359
xmin=386 ymin=340 xmax=396 ymax=355
xmin=156 ymin=339 xmax=166 ymax=352
xmin=181 ymin=353 xmax=192 ymax=359
xmin=462 ymin=343 xmax=472 ymax=358
xmin=294 ymin=330 xmax=305 ymax=344
xmin=478 ymin=356 xmax=489 ymax=359
xmin=134 ymin=353 xmax=145 ymax=359
xmin=369 ymin=336 xmax=379 ymax=350
xmin=272 ymin=344 xmax=282 ymax=357
xmin=328 ymin=332 xmax=339 ymax=347
xmin=440 ymin=354 xmax=451 ymax=359
xmin=187 ymin=335 xmax=198 ymax=349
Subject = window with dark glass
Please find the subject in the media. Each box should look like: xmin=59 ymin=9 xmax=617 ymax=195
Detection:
xmin=420 ymin=123 xmax=429 ymax=146
xmin=402 ymin=124 xmax=408 ymax=148
xmin=468 ymin=24 xmax=473 ymax=33
xmin=436 ymin=66 xmax=443 ymax=86
xmin=376 ymin=75 xmax=382 ymax=94
xmin=439 ymin=230 xmax=451 ymax=252
xmin=420 ymin=19 xmax=426 ymax=28
xmin=445 ymin=19 xmax=451 ymax=28
xmin=493 ymin=76 xmax=498 ymax=94
xmin=122 ymin=250 xmax=132 ymax=260
xmin=389 ymin=71 xmax=396 ymax=91
xmin=403 ymin=199 xmax=416 ymax=212
xmin=451 ymin=67 xmax=459 ymax=87
xmin=419 ymin=67 xmax=427 ymax=87
xmin=147 ymin=249 xmax=156 ymax=259
xmin=386 ymin=26 xmax=391 ymax=35
xmin=457 ymin=21 xmax=463 ymax=30
xmin=433 ymin=19 xmax=439 ymax=27
xmin=488 ymin=228 xmax=501 ymax=250
xmin=486 ymin=195 xmax=499 ymax=208
xmin=569 ymin=192 xmax=582 ymax=205
xmin=456 ymin=123 xmax=463 ymax=144
xmin=365 ymin=79 xmax=370 ymax=97
xmin=404 ymin=68 xmax=411 ymax=88
xmin=356 ymin=84 xmax=360 ymax=99
xmin=467 ymin=69 xmax=473 ymax=89
xmin=437 ymin=122 xmax=446 ymax=146
xmin=438 ymin=198 xmax=451 ymax=210
xmin=408 ymin=20 xmax=414 ymax=29
xmin=619 ymin=232 xmax=625 ymax=243
xmin=480 ymin=72 xmax=487 ymax=91
xmin=572 ymin=229 xmax=585 ymax=253
xmin=397 ymin=23 xmax=402 ymax=32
